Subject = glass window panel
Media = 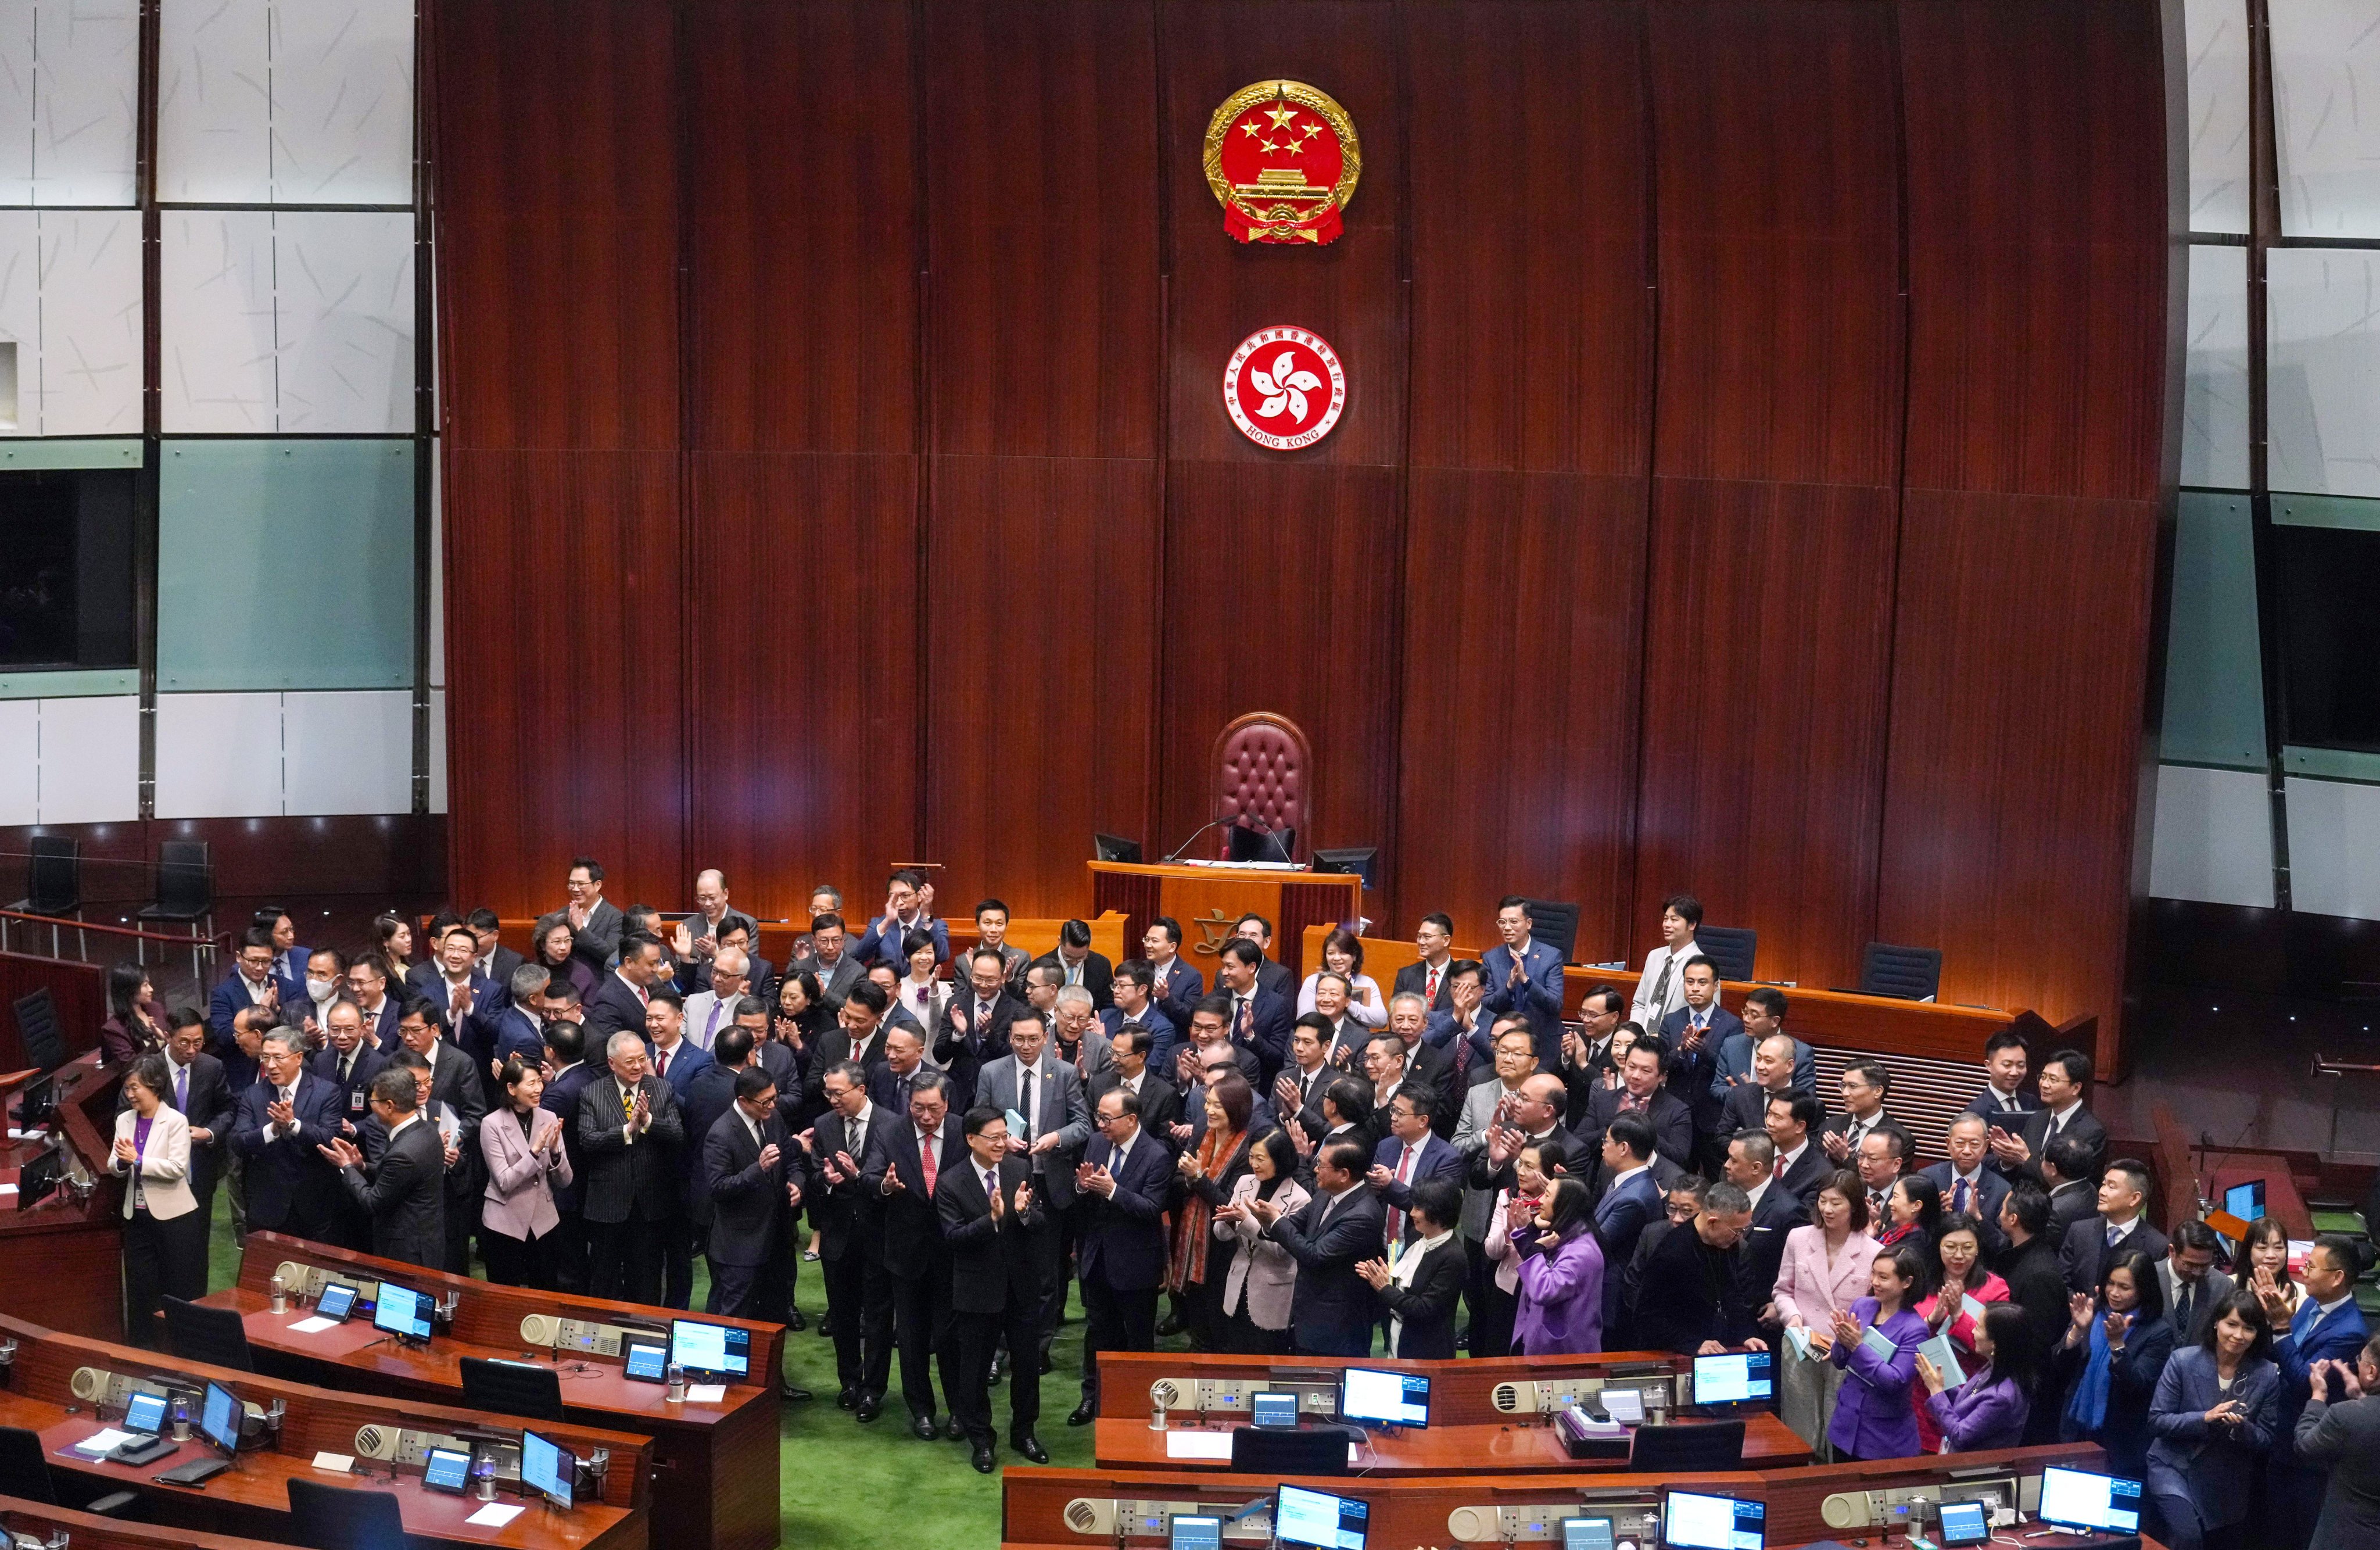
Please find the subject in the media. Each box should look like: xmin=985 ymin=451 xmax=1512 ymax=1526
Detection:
xmin=160 ymin=209 xmax=275 ymax=431
xmin=2266 ymin=247 xmax=2380 ymax=497
xmin=159 ymin=0 xmax=413 ymax=205
xmin=156 ymin=439 xmax=415 ymax=691
xmin=2273 ymin=0 xmax=2380 ymax=238
xmin=152 ymin=690 xmax=282 ymax=818
xmin=283 ymin=690 xmax=410 ymax=815
xmin=275 ymin=210 xmax=414 ymax=432
xmin=2161 ymin=492 xmax=2265 ymax=768
xmin=2273 ymin=515 xmax=2380 ymax=752
xmin=0 ymin=701 xmax=33 ymax=824
xmin=156 ymin=0 xmax=272 ymax=204
xmin=2182 ymin=244 xmax=2249 ymax=488
xmin=427 ymin=683 xmax=445 ymax=813
xmin=35 ymin=692 xmax=137 ymax=824
xmin=0 ymin=209 xmax=143 ymax=436
xmin=2148 ymin=765 xmax=2274 ymax=908
xmin=2285 ymin=775 xmax=2380 ymax=921
xmin=2184 ymin=0 xmax=2250 ymax=234
xmin=0 ymin=3 xmax=139 ymax=207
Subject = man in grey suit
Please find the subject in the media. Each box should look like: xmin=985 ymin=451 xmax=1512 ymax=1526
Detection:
xmin=972 ymin=1011 xmax=1089 ymax=1366
xmin=2300 ymin=1338 xmax=2380 ymax=1550
xmin=318 ymin=1068 xmax=445 ymax=1270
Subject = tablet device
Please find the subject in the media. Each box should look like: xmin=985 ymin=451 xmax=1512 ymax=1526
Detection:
xmin=372 ymin=1283 xmax=433 ymax=1343
xmin=421 ymin=1447 xmax=472 ymax=1494
xmin=2036 ymin=1467 xmax=2143 ymax=1534
xmin=1937 ymin=1501 xmax=1991 ymax=1548
xmin=1690 ymin=1350 xmax=1773 ymax=1410
xmin=121 ymin=1390 xmax=169 ymax=1436
xmin=1563 ymin=1517 xmax=1617 ymax=1550
xmin=1339 ymin=1368 xmax=1429 ymax=1429
xmin=1252 ymin=1391 xmax=1301 ymax=1429
xmin=315 ymin=1283 xmax=358 ymax=1322
xmin=200 ymin=1381 xmax=243 ymax=1456
xmin=1661 ymin=1491 xmax=1764 ymax=1550
xmin=1170 ymin=1514 xmax=1223 ymax=1550
xmin=1277 ymin=1484 xmax=1368 ymax=1550
xmin=521 ymin=1429 xmax=573 ymax=1509
xmin=2224 ymin=1179 xmax=2266 ymax=1223
xmin=668 ymin=1319 xmax=751 ymax=1381
xmin=622 ymin=1334 xmax=669 ymax=1382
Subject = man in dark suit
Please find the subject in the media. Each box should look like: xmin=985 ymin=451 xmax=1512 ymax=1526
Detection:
xmin=1229 ymin=914 xmax=1296 ymax=998
xmin=551 ymin=857 xmax=625 ymax=972
xmin=1630 ymin=1182 xmax=1759 ymax=1355
xmin=854 ymin=867 xmax=950 ymax=968
xmin=345 ymin=954 xmax=404 ymax=1052
xmin=1575 ymin=1034 xmax=1693 ymax=1169
xmin=157 ymin=1014 xmax=235 ymax=1213
xmin=807 ymin=1058 xmax=894 ymax=1417
xmin=1367 ymin=1089 xmax=1464 ymax=1248
xmin=464 ymin=908 xmax=525 ymax=991
xmin=1818 ymin=1058 xmax=1900 ymax=1168
xmin=1031 ymin=918 xmax=1113 ymax=1011
xmin=1254 ymin=1136 xmax=1386 ymax=1356
xmin=586 ymin=932 xmax=665 ymax=1046
xmin=1766 ymin=1091 xmax=1830 ymax=1209
xmin=254 ymin=905 xmax=310 ymax=987
xmin=1385 ymin=993 xmax=1456 ymax=1137
xmin=395 ymin=1001 xmax=488 ymax=1130
xmin=306 ymin=997 xmax=389 ymax=1132
xmin=1425 ymin=962 xmax=1502 ymax=1088
xmin=1213 ymin=941 xmax=1293 ymax=1080
xmin=2059 ymin=1158 xmax=2168 ymax=1295
xmin=2268 ymin=1238 xmax=2374 ymax=1549
xmin=1985 ymin=1047 xmax=2105 ymax=1184
xmin=938 ymin=1107 xmax=1050 ymax=1472
xmin=537 ymin=1019 xmax=599 ymax=1292
xmin=1101 ymin=962 xmax=1179 ymax=1075
xmin=935 ymin=948 xmax=1025 ymax=1114
xmin=361 ymin=1049 xmax=481 ymax=1272
xmin=1707 ymin=987 xmax=1816 ymax=1102
xmin=2295 ymin=1336 xmax=2380 ymax=1550
xmin=476 ymin=964 xmax=551 ymax=1075
xmin=1142 ymin=918 xmax=1205 ymax=1026
xmin=320 ymin=1067 xmax=444 ymax=1270
xmin=809 ymin=979 xmax=894 ymax=1098
xmin=228 ymin=1028 xmax=346 ymax=1242
xmin=702 ymin=1065 xmax=808 ymax=1325
xmin=1393 ymin=913 xmax=1459 ymax=1012
xmin=1658 ymin=955 xmax=1742 ymax=1157
xmin=1719 ymin=1032 xmax=1806 ymax=1137
xmin=1722 ymin=1130 xmax=1798 ymax=1321
xmin=1922 ymin=1112 xmax=2011 ymax=1252
xmin=865 ymin=1026 xmax=933 ymax=1118
xmin=1272 ymin=1016 xmax=1338 ymax=1144
xmin=2041 ymin=1135 xmax=2102 ymax=1241
xmin=1964 ymin=1029 xmax=2037 ymax=1122
xmin=209 ymin=930 xmax=293 ymax=1047
xmin=1482 ymin=896 xmax=1567 ymax=1073
xmin=1592 ymin=1114 xmax=1665 ymax=1345
xmin=1085 ymin=1025 xmax=1180 ymax=1150
xmin=1067 ymin=1087 xmax=1173 ymax=1424
xmin=415 ymin=922 xmax=503 ymax=1054
xmin=974 ymin=1014 xmax=1090 ymax=1365
xmin=863 ymin=1071 xmax=967 ymax=1441
xmin=576 ymin=1028 xmax=686 ymax=1305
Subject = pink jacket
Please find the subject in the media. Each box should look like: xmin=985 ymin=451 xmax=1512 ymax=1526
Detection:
xmin=1772 ymin=1225 xmax=1877 ymax=1329
xmin=479 ymin=1106 xmax=574 ymax=1240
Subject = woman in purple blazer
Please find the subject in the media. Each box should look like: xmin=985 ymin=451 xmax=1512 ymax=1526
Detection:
xmin=1827 ymin=1243 xmax=1930 ymax=1460
xmin=1510 ymin=1176 xmax=1605 ymax=1355
xmin=1919 ymin=1301 xmax=2038 ymax=1452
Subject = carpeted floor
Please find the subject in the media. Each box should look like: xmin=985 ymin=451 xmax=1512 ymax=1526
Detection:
xmin=205 ymin=1207 xmax=1104 ymax=1550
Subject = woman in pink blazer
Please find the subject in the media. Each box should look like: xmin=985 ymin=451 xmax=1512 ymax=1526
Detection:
xmin=478 ymin=1057 xmax=573 ymax=1288
xmin=1770 ymin=1169 xmax=1879 ymax=1452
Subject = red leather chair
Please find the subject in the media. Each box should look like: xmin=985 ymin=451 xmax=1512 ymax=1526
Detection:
xmin=1211 ymin=713 xmax=1313 ymax=862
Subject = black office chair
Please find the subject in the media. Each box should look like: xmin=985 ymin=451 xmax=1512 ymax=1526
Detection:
xmin=1859 ymin=942 xmax=1944 ymax=1001
xmin=1627 ymin=1418 xmax=1744 ymax=1472
xmin=1522 ymin=899 xmax=1582 ymax=965
xmin=4 ymin=835 xmax=84 ymax=960
xmin=0 ymin=1425 xmax=137 ymax=1516
xmin=137 ymin=839 xmax=213 ymax=978
xmin=288 ymin=1477 xmax=408 ymax=1550
xmin=461 ymin=1355 xmax=566 ymax=1422
xmin=162 ymin=1294 xmax=253 ymax=1371
xmin=13 ymin=989 xmax=67 ymax=1073
xmin=1695 ymin=925 xmax=1758 ymax=983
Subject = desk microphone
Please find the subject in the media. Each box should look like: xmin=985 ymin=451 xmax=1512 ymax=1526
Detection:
xmin=1160 ymin=817 xmax=1233 ymax=865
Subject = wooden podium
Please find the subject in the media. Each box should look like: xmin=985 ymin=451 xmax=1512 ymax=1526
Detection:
xmin=1088 ymin=861 xmax=1361 ymax=979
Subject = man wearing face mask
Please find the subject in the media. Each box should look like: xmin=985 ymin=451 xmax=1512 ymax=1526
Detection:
xmin=297 ymin=948 xmax=347 ymax=1043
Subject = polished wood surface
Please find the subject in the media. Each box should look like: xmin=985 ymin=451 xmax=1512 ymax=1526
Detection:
xmin=0 ymin=1050 xmax=124 ymax=1340
xmin=213 ymin=1234 xmax=779 ymax=1550
xmin=0 ymin=1314 xmax=647 ymax=1550
xmin=1091 ymin=864 xmax=1363 ymax=980
xmin=0 ymin=1492 xmax=318 ymax=1550
xmin=1093 ymin=1411 xmax=1808 ymax=1474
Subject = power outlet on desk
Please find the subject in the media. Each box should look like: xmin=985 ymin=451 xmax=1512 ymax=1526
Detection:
xmin=1445 ymin=1501 xmax=1661 ymax=1544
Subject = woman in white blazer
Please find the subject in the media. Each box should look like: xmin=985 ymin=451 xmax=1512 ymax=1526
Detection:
xmin=109 ymin=1054 xmax=205 ymax=1345
xmin=1214 ymin=1129 xmax=1309 ymax=1354
xmin=1770 ymin=1168 xmax=1880 ymax=1453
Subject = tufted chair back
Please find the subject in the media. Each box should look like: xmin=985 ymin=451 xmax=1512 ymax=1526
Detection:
xmin=1211 ymin=713 xmax=1313 ymax=861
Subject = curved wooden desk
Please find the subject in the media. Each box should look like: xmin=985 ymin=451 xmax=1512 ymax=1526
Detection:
xmin=0 ymin=1491 xmax=326 ymax=1550
xmin=0 ymin=1050 xmax=124 ymax=1341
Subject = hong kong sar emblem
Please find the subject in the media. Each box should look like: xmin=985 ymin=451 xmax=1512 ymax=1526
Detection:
xmin=1204 ymin=80 xmax=1361 ymax=245
xmin=1223 ymin=327 xmax=1347 ymax=450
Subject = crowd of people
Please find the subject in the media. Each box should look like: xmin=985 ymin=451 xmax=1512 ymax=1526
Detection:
xmin=91 ymin=867 xmax=2380 ymax=1548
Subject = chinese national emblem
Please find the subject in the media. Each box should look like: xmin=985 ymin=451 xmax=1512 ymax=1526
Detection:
xmin=1224 ymin=327 xmax=1346 ymax=450
xmin=1204 ymin=80 xmax=1361 ymax=245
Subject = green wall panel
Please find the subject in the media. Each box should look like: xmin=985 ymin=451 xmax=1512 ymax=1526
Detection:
xmin=2161 ymin=491 xmax=2267 ymax=769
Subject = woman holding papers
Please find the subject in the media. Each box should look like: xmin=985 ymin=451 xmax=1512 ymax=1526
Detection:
xmin=2049 ymin=1246 xmax=2174 ymax=1479
xmin=1911 ymin=1213 xmax=2009 ymax=1451
xmin=1772 ymin=1170 xmax=1879 ymax=1449
xmin=1917 ymin=1302 xmax=2038 ymax=1451
xmin=1826 ymin=1243 xmax=1930 ymax=1460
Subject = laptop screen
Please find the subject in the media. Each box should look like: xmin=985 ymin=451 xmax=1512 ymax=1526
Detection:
xmin=2037 ymin=1467 xmax=2143 ymax=1534
xmin=1691 ymin=1350 xmax=1773 ymax=1406
xmin=1663 ymin=1492 xmax=1764 ymax=1550
xmin=1277 ymin=1485 xmax=1369 ymax=1550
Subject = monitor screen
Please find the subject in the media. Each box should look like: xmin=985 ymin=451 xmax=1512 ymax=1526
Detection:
xmin=121 ymin=1391 xmax=168 ymax=1436
xmin=669 ymin=1320 xmax=751 ymax=1380
xmin=2037 ymin=1467 xmax=2143 ymax=1534
xmin=1252 ymin=1391 xmax=1300 ymax=1429
xmin=16 ymin=1075 xmax=53 ymax=1125
xmin=1171 ymin=1515 xmax=1223 ymax=1550
xmin=372 ymin=1283 xmax=433 ymax=1343
xmin=1937 ymin=1502 xmax=1991 ymax=1547
xmin=1277 ymin=1485 xmax=1368 ymax=1550
xmin=1692 ymin=1350 xmax=1774 ymax=1406
xmin=622 ymin=1336 xmax=669 ymax=1381
xmin=2224 ymin=1180 xmax=2266 ymax=1222
xmin=1339 ymin=1368 xmax=1429 ymax=1429
xmin=1563 ymin=1519 xmax=1617 ymax=1550
xmin=1662 ymin=1492 xmax=1764 ymax=1550
xmin=521 ymin=1430 xmax=573 ymax=1509
xmin=316 ymin=1283 xmax=357 ymax=1321
xmin=200 ymin=1381 xmax=241 ymax=1455
xmin=421 ymin=1447 xmax=471 ymax=1494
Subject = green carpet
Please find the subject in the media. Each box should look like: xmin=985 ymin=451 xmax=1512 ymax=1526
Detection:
xmin=206 ymin=1207 xmax=1106 ymax=1550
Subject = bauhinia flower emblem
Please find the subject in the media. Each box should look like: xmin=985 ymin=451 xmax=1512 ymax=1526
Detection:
xmin=1223 ymin=326 xmax=1347 ymax=451
xmin=1250 ymin=350 xmax=1322 ymax=424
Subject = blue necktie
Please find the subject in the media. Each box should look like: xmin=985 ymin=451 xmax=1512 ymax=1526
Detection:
xmin=175 ymin=1064 xmax=187 ymax=1110
xmin=2105 ymin=1222 xmax=2121 ymax=1248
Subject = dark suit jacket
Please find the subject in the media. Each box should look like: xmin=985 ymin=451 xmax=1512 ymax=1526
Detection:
xmin=1632 ymin=1218 xmax=1755 ymax=1354
xmin=807 ymin=1104 xmax=887 ymax=1262
xmin=144 ymin=1053 xmax=235 ymax=1198
xmin=342 ymin=1113 xmax=445 ymax=1269
xmin=1278 ymin=1061 xmax=1336 ymax=1143
xmin=307 ymin=1043 xmax=390 ymax=1129
xmin=539 ymin=1059 xmax=601 ymax=1213
xmin=808 ymin=1025 xmax=891 ymax=1094
xmin=575 ymin=1073 xmax=684 ymax=1223
xmin=1150 ymin=957 xmax=1205 ymax=1026
xmin=2295 ymin=1393 xmax=2380 ymax=1550
xmin=1482 ymin=939 xmax=1566 ymax=1070
xmin=1404 ymin=1041 xmax=1456 ymax=1136
xmin=680 ymin=1062 xmax=745 ymax=1220
xmin=1370 ymin=1132 xmax=1465 ymax=1237
xmin=1919 ymin=1161 xmax=2010 ymax=1253
xmin=1220 ymin=985 xmax=1295 ymax=1080
xmin=542 ymin=900 xmax=623 ymax=971
xmin=704 ymin=1107 xmax=805 ymax=1267
xmin=1575 ymin=1084 xmax=1694 ymax=1169
xmin=1720 ymin=1082 xmax=1793 ymax=1140
xmin=229 ymin=1073 xmax=345 ymax=1231
xmin=1776 ymin=1141 xmax=1830 ymax=1211
xmin=1376 ymin=1234 xmax=1465 ymax=1359
xmin=865 ymin=1062 xmax=936 ymax=1119
xmin=648 ymin=1037 xmax=711 ymax=1107
xmin=1999 ymin=1234 xmax=2075 ymax=1418
xmin=856 ymin=912 xmax=951 ymax=968
xmin=1098 ymin=1004 xmax=1180 ymax=1076
xmin=1031 ymin=948 xmax=1114 ymax=1011
xmin=791 ymin=953 xmax=865 ymax=1010
xmin=1253 ymin=957 xmax=1293 ymax=999
xmin=1991 ymin=1104 xmax=2108 ymax=1185
xmin=1593 ymin=1166 xmax=1663 ymax=1332
xmin=863 ymin=1118 xmax=970 ymax=1279
xmin=1075 ymin=1131 xmax=1173 ymax=1292
xmin=1658 ymin=1004 xmax=1744 ymax=1134
xmin=1391 ymin=959 xmax=1456 ymax=1014
xmin=425 ymin=1037 xmax=489 ymax=1130
xmin=1085 ymin=1072 xmax=1182 ymax=1151
xmin=1737 ymin=1179 xmax=1802 ymax=1313
xmin=1270 ymin=1186 xmax=1389 ymax=1356
xmin=935 ymin=990 xmax=1025 ymax=1111
xmin=936 ymin=1152 xmax=1046 ymax=1313
xmin=2273 ymin=1295 xmax=2371 ymax=1465
xmin=585 ymin=973 xmax=651 ymax=1046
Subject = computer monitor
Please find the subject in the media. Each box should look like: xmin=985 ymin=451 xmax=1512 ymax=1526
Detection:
xmin=1252 ymin=1391 xmax=1301 ymax=1429
xmin=1339 ymin=1368 xmax=1429 ymax=1429
xmin=420 ymin=1446 xmax=471 ymax=1494
xmin=1095 ymin=833 xmax=1144 ymax=865
xmin=1170 ymin=1514 xmax=1223 ymax=1550
xmin=121 ymin=1390 xmax=169 ymax=1436
xmin=315 ymin=1282 xmax=358 ymax=1322
xmin=621 ymin=1334 xmax=669 ymax=1382
xmin=372 ymin=1283 xmax=433 ymax=1344
xmin=1312 ymin=847 xmax=1379 ymax=890
xmin=14 ymin=1150 xmax=60 ymax=1211
xmin=1276 ymin=1484 xmax=1369 ymax=1550
xmin=1691 ymin=1349 xmax=1775 ymax=1409
xmin=1562 ymin=1518 xmax=1618 ymax=1550
xmin=1937 ymin=1501 xmax=1992 ymax=1548
xmin=669 ymin=1319 xmax=751 ymax=1381
xmin=15 ymin=1074 xmax=55 ymax=1129
xmin=2224 ymin=1179 xmax=2266 ymax=1223
xmin=1227 ymin=822 xmax=1294 ymax=864
xmin=2036 ymin=1467 xmax=2144 ymax=1535
xmin=521 ymin=1429 xmax=573 ymax=1509
xmin=199 ymin=1381 xmax=242 ymax=1456
xmin=1661 ymin=1491 xmax=1765 ymax=1550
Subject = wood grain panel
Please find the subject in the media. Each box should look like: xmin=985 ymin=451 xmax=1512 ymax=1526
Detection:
xmin=1877 ymin=491 xmax=2162 ymax=1073
xmin=924 ymin=456 xmax=1159 ymax=917
xmin=1897 ymin=0 xmax=2173 ymax=501
xmin=442 ymin=451 xmax=686 ymax=917
xmin=1633 ymin=479 xmax=1899 ymax=986
xmin=688 ymin=453 xmax=919 ymax=921
xmin=431 ymin=0 xmax=678 ymax=453
xmin=924 ymin=0 xmax=1159 ymax=460
xmin=1394 ymin=470 xmax=1649 ymax=957
xmin=686 ymin=0 xmax=919 ymax=456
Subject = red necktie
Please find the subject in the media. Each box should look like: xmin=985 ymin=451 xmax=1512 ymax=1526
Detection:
xmin=1454 ymin=1024 xmax=1473 ymax=1076
xmin=1424 ymin=965 xmax=1440 ymax=1003
xmin=1772 ymin=1156 xmax=1785 ymax=1182
xmin=920 ymin=1131 xmax=939 ymax=1194
xmin=655 ymin=1047 xmax=669 ymax=1078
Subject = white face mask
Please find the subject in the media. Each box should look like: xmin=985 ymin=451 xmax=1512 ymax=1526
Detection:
xmin=306 ymin=978 xmax=336 ymax=1001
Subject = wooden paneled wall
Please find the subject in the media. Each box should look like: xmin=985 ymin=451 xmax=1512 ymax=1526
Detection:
xmin=431 ymin=0 xmax=2180 ymax=1065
